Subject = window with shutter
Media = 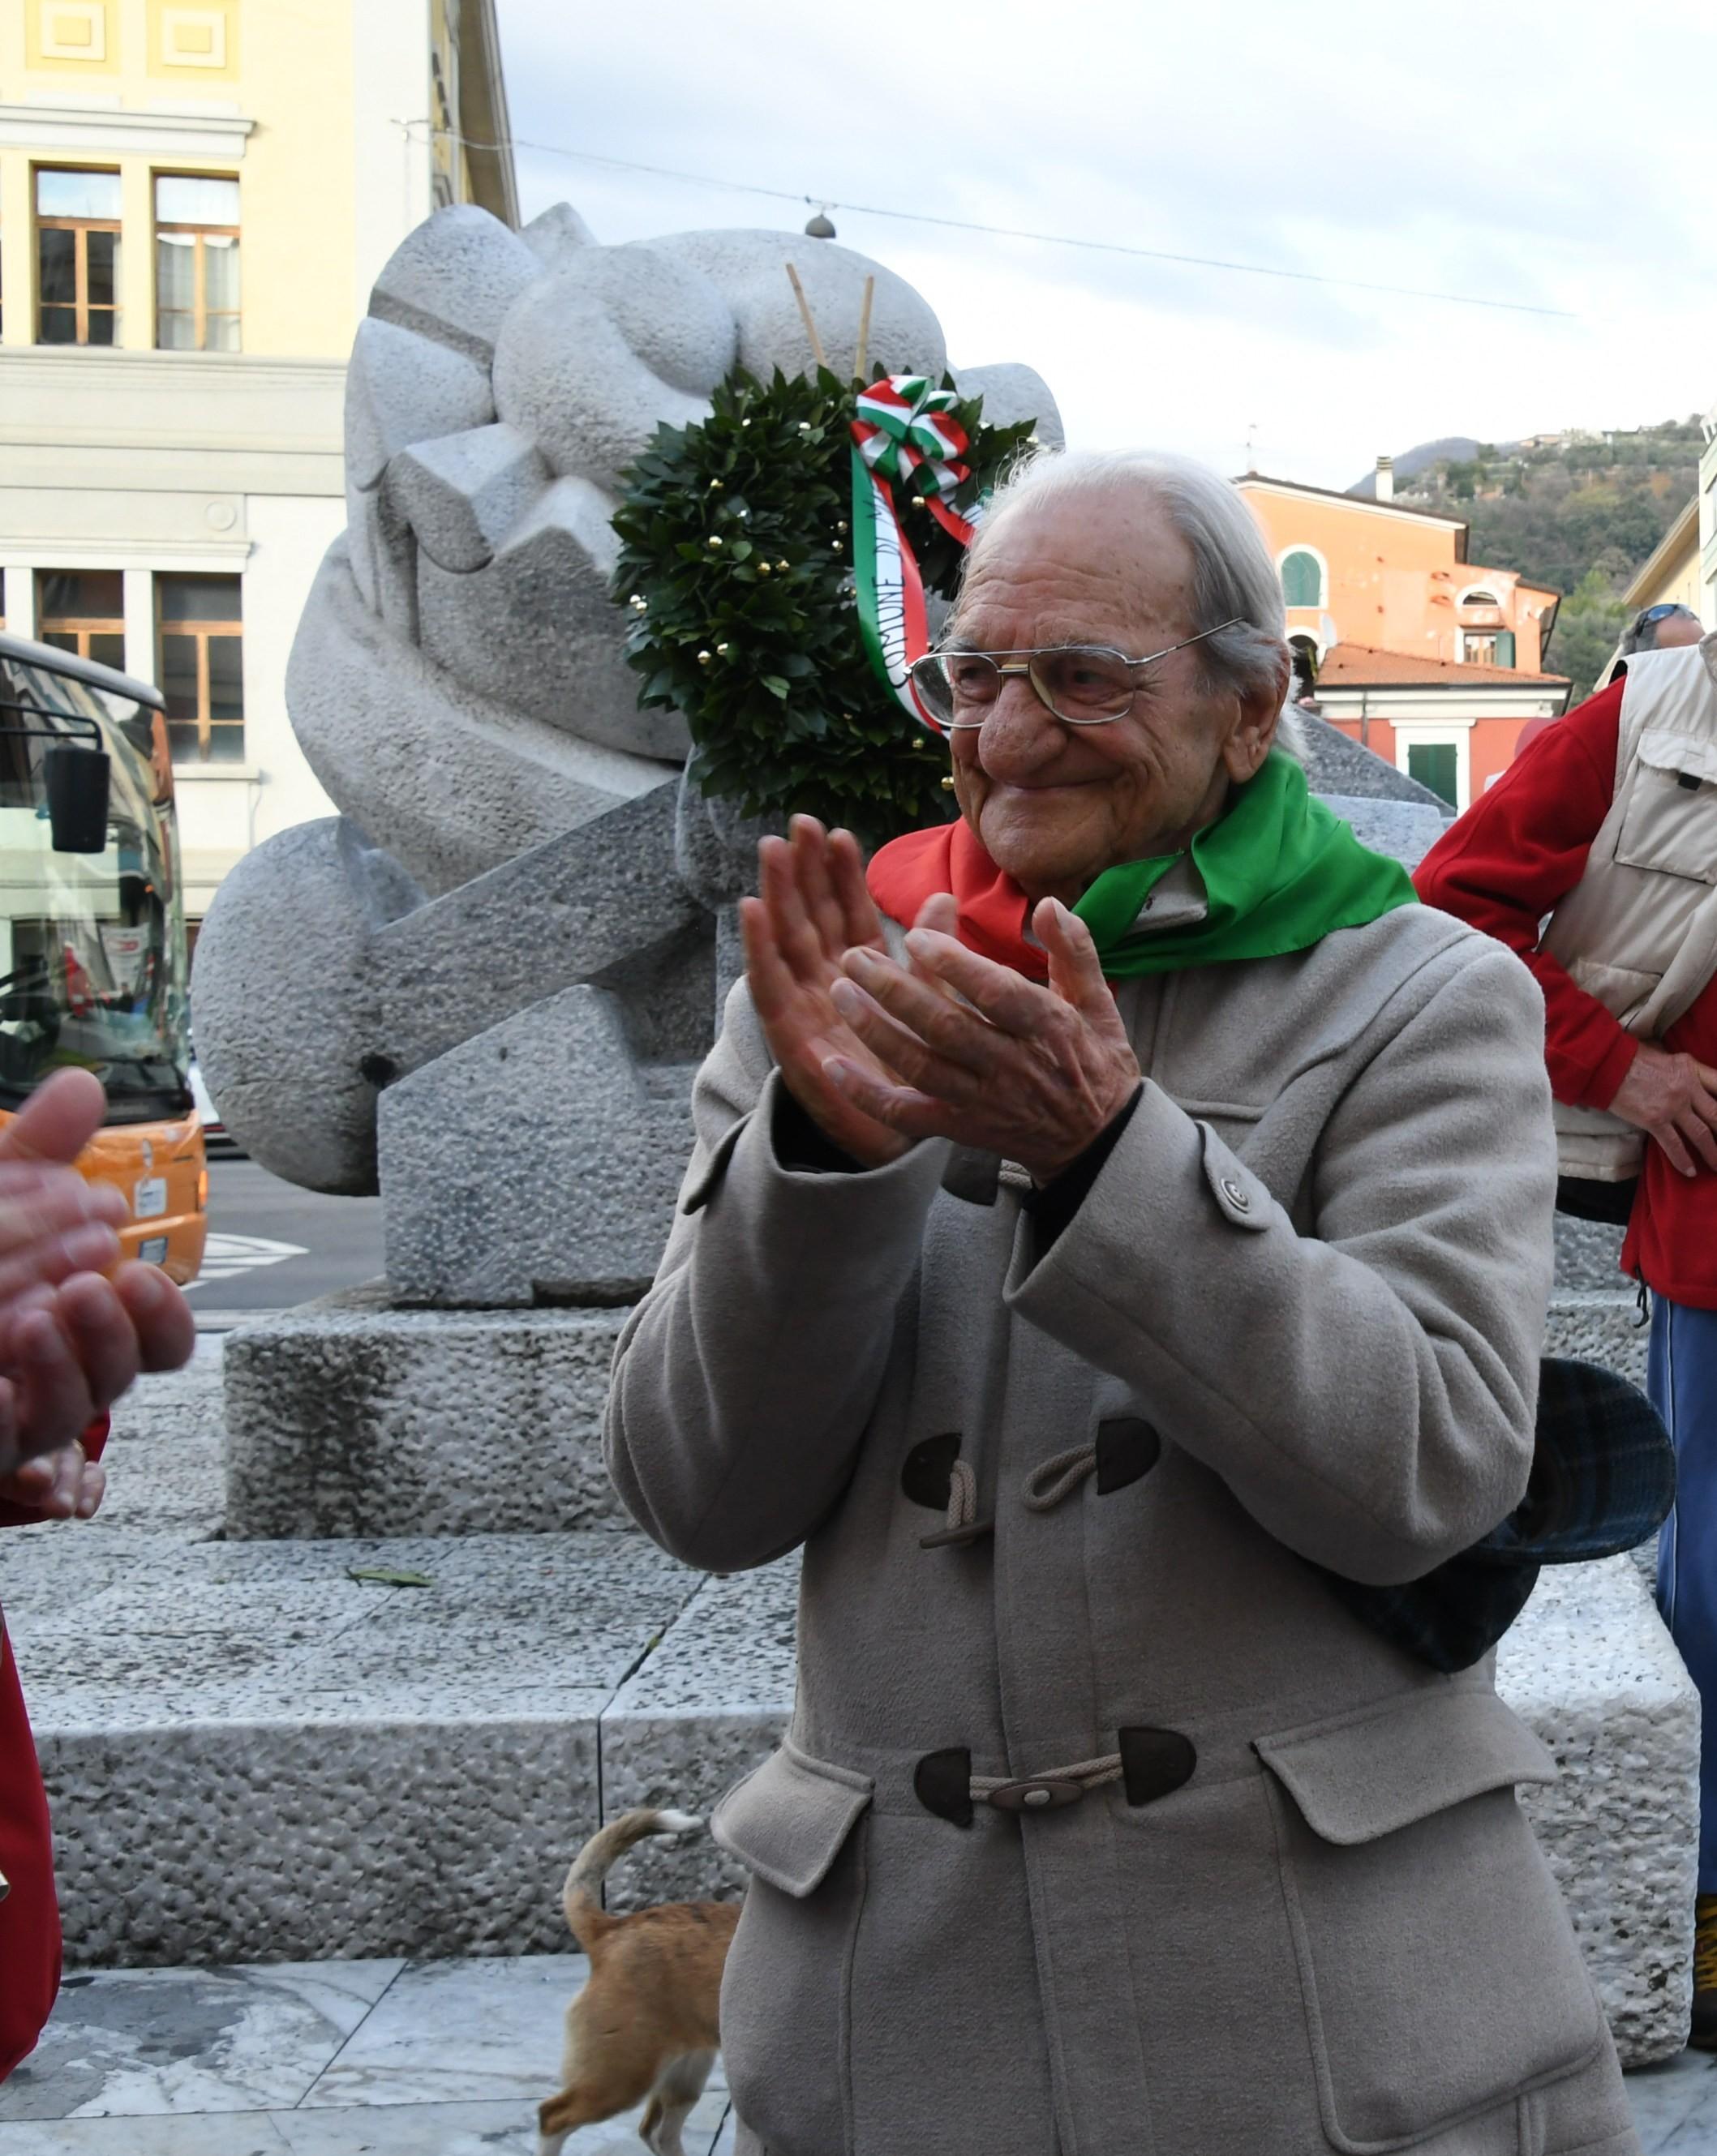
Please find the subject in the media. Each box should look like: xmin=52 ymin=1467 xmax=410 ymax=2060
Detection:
xmin=1280 ymin=550 xmax=1323 ymax=608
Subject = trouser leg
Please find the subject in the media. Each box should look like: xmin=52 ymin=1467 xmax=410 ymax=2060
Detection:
xmin=1652 ymin=1294 xmax=1717 ymax=1893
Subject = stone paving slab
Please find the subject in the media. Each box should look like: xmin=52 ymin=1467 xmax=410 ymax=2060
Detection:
xmin=0 ymin=1951 xmax=1707 ymax=2152
xmin=0 ymin=1955 xmax=730 ymax=2154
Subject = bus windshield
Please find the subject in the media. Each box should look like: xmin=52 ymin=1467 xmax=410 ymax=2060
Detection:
xmin=0 ymin=653 xmax=190 ymax=1123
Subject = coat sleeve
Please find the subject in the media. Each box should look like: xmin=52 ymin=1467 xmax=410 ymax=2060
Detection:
xmin=1004 ymin=937 xmax=1556 ymax=1586
xmin=604 ymin=978 xmax=948 ymax=1571
xmin=1412 ymin=682 xmax=1634 ymax=1111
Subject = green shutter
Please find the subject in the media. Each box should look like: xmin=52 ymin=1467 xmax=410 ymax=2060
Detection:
xmin=1408 ymin=743 xmax=1459 ymax=808
xmin=1494 ymin=629 xmax=1516 ymax=670
xmin=1281 ymin=551 xmax=1321 ymax=608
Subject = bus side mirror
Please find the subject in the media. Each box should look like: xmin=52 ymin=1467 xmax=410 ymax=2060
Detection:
xmin=45 ymin=746 xmax=111 ymax=854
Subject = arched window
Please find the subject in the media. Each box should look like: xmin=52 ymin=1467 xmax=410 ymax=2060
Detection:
xmin=1461 ymin=587 xmax=1500 ymax=607
xmin=1281 ymin=549 xmax=1324 ymax=608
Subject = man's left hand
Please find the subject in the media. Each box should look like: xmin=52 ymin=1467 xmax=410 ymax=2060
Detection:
xmin=826 ymin=894 xmax=1141 ymax=1183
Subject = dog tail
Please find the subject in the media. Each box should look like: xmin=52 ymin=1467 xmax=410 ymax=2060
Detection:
xmin=560 ymin=1807 xmax=703 ymax=1952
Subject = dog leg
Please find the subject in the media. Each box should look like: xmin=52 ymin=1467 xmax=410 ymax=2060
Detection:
xmin=642 ymin=2047 xmax=717 ymax=2156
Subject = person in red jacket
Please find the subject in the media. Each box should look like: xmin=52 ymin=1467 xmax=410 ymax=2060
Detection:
xmin=1414 ymin=658 xmax=1717 ymax=2045
xmin=0 ymin=1070 xmax=195 ymax=2081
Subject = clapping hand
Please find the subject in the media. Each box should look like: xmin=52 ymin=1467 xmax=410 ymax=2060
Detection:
xmin=0 ymin=1068 xmax=194 ymax=1487
xmin=740 ymin=817 xmax=919 ymax=1168
xmin=825 ymin=895 xmax=1141 ymax=1185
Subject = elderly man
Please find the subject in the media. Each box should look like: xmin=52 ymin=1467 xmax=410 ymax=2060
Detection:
xmin=607 ymin=450 xmax=1636 ymax=2154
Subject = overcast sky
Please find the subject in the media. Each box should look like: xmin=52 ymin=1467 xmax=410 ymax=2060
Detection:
xmin=497 ymin=0 xmax=1717 ymax=490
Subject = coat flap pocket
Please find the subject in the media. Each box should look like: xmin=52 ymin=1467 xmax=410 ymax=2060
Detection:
xmin=1634 ymin=727 xmax=1717 ymax=788
xmin=710 ymin=1742 xmax=874 ymax=1897
xmin=1256 ymin=1688 xmax=1556 ymax=1846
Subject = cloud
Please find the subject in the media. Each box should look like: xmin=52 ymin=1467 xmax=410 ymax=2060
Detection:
xmin=495 ymin=0 xmax=1717 ymax=490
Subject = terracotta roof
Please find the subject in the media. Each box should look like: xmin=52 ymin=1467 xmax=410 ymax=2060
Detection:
xmin=1316 ymin=642 xmax=1570 ymax=688
xmin=1234 ymin=473 xmax=1470 ymax=529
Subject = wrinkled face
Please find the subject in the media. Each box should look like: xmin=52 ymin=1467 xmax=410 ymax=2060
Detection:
xmin=944 ymin=491 xmax=1284 ymax=905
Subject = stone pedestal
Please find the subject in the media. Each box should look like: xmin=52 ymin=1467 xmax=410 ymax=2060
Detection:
xmin=223 ymin=1286 xmax=629 ymax=1539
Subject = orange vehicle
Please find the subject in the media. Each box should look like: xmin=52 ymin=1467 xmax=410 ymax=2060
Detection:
xmin=0 ymin=634 xmax=205 ymax=1284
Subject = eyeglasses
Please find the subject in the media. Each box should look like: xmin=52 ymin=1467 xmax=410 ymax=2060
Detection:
xmin=1636 ymin=602 xmax=1692 ymax=630
xmin=908 ymin=619 xmax=1247 ymax=729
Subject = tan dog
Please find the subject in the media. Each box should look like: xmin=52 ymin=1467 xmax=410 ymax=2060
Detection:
xmin=537 ymin=1807 xmax=740 ymax=2156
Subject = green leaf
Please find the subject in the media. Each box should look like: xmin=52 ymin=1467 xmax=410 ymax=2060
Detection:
xmin=348 ymin=1567 xmax=434 ymax=1588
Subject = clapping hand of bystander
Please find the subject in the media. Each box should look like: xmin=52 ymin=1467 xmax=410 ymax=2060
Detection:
xmin=0 ymin=1068 xmax=193 ymax=1515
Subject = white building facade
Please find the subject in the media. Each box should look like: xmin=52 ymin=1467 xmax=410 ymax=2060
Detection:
xmin=0 ymin=0 xmax=516 ymax=924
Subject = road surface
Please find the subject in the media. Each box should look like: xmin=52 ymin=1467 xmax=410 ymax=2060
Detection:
xmin=191 ymin=1156 xmax=385 ymax=1317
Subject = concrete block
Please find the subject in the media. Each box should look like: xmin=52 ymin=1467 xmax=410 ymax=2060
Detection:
xmin=951 ymin=361 xmax=1064 ymax=450
xmin=15 ymin=1531 xmax=698 ymax=1965
xmin=522 ymin=199 xmax=598 ymax=269
xmin=191 ymin=818 xmax=424 ymax=1194
xmin=367 ymin=203 xmax=543 ymax=366
xmin=379 ymin=986 xmax=693 ymax=1307
xmin=1499 ymin=1557 xmax=1700 ymax=2064
xmin=344 ymin=318 xmax=495 ymax=494
xmin=221 ymin=1285 xmax=633 ymax=1540
xmin=1555 ymin=1214 xmax=1629 ymax=1293
xmin=1546 ymin=1291 xmax=1649 ymax=1391
xmin=387 ymin=420 xmax=551 ymax=573
xmin=1297 ymin=711 xmax=1454 ymax=808
xmin=415 ymin=474 xmax=691 ymax=762
xmin=1318 ymin=793 xmax=1447 ymax=870
xmin=648 ymin=229 xmax=946 ymax=387
xmin=491 ymin=246 xmax=732 ymax=492
xmin=374 ymin=780 xmax=704 ymax=1074
xmin=600 ymin=1562 xmax=799 ymax=1913
xmin=285 ymin=543 xmax=677 ymax=897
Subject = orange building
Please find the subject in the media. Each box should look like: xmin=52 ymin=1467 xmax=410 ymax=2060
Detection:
xmin=1235 ymin=469 xmax=1569 ymax=811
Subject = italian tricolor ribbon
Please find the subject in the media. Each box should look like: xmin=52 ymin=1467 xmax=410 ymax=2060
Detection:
xmin=850 ymin=375 xmax=982 ymax=731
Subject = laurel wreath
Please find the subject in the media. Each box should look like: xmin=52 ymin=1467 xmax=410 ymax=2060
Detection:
xmin=609 ymin=365 xmax=1034 ymax=843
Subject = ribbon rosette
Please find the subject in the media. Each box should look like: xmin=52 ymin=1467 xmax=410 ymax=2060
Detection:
xmin=849 ymin=374 xmax=984 ymax=731
xmin=852 ymin=376 xmax=975 ymax=531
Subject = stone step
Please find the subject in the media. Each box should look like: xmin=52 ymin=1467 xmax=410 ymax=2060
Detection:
xmin=224 ymin=1287 xmax=1651 ymax=1542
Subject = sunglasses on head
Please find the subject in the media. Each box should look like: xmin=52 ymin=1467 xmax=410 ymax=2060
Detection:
xmin=1637 ymin=602 xmax=1690 ymax=629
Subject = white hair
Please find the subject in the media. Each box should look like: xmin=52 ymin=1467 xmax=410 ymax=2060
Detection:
xmin=960 ymin=447 xmax=1298 ymax=748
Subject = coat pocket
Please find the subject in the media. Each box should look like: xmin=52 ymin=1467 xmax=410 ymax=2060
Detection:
xmin=1257 ymin=1689 xmax=1603 ymax=2154
xmin=713 ymin=1743 xmax=874 ymax=2156
xmin=1614 ymin=733 xmax=1717 ymax=885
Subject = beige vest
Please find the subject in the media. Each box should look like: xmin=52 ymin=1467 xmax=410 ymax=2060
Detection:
xmin=1542 ymin=632 xmax=1717 ymax=1181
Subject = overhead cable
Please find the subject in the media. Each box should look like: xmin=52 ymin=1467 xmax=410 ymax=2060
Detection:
xmin=407 ymin=121 xmax=1577 ymax=322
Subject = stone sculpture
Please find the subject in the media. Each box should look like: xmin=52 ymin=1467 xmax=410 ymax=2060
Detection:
xmin=192 ymin=202 xmax=1063 ymax=1254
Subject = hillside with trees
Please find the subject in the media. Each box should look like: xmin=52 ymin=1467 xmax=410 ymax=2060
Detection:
xmin=1363 ymin=419 xmax=1704 ymax=698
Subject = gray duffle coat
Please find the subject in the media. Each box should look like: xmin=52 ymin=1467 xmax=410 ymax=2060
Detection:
xmin=606 ymin=900 xmax=1640 ymax=2156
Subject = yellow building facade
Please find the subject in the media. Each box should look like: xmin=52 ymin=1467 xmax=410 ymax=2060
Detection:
xmin=0 ymin=0 xmax=516 ymax=917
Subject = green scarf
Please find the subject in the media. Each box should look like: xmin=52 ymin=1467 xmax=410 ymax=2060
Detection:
xmin=1071 ymin=749 xmax=1417 ymax=975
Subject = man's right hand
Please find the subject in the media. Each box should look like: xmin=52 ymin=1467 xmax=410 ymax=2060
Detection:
xmin=1609 ymin=1042 xmax=1717 ymax=1177
xmin=0 ymin=1069 xmax=194 ymax=1476
xmin=740 ymin=817 xmax=913 ymax=1169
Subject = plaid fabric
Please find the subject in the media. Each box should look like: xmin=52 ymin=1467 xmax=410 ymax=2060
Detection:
xmin=1317 ymin=1358 xmax=1676 ymax=1674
